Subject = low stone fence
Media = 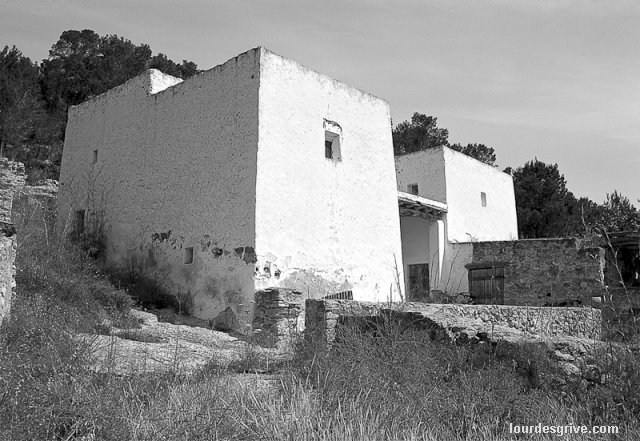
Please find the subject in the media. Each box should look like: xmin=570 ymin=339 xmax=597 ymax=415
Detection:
xmin=305 ymin=299 xmax=384 ymax=347
xmin=305 ymin=300 xmax=602 ymax=347
xmin=414 ymin=303 xmax=602 ymax=340
xmin=252 ymin=288 xmax=305 ymax=348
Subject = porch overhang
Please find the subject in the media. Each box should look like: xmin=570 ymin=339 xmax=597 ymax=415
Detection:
xmin=398 ymin=191 xmax=447 ymax=220
xmin=603 ymin=231 xmax=640 ymax=249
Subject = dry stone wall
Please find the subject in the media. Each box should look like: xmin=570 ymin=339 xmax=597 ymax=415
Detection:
xmin=305 ymin=299 xmax=384 ymax=347
xmin=470 ymin=238 xmax=605 ymax=306
xmin=305 ymin=299 xmax=602 ymax=346
xmin=252 ymin=288 xmax=305 ymax=348
xmin=304 ymin=299 xmax=604 ymax=387
xmin=0 ymin=159 xmax=25 ymax=327
xmin=12 ymin=179 xmax=58 ymax=235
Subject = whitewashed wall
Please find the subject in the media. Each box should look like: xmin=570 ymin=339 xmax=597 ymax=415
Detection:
xmin=395 ymin=149 xmax=447 ymax=203
xmin=255 ymin=48 xmax=405 ymax=302
xmin=59 ymin=50 xmax=262 ymax=326
xmin=442 ymin=148 xmax=518 ymax=243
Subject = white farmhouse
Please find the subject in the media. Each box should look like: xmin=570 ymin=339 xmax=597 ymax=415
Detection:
xmin=58 ymin=47 xmax=405 ymax=328
xmin=395 ymin=146 xmax=518 ymax=300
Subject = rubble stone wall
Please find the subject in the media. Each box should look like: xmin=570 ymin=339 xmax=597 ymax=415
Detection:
xmin=305 ymin=299 xmax=602 ymax=346
xmin=0 ymin=159 xmax=25 ymax=327
xmin=470 ymin=238 xmax=605 ymax=306
xmin=401 ymin=302 xmax=601 ymax=340
xmin=252 ymin=288 xmax=305 ymax=348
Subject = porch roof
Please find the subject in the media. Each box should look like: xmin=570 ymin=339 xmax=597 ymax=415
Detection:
xmin=603 ymin=231 xmax=640 ymax=249
xmin=398 ymin=191 xmax=447 ymax=219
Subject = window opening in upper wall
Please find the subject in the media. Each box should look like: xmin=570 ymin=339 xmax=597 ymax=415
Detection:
xmin=481 ymin=192 xmax=487 ymax=207
xmin=184 ymin=247 xmax=194 ymax=264
xmin=92 ymin=150 xmax=98 ymax=164
xmin=324 ymin=131 xmax=341 ymax=161
xmin=408 ymin=184 xmax=419 ymax=195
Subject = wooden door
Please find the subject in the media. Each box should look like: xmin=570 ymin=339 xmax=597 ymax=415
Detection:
xmin=469 ymin=266 xmax=504 ymax=304
xmin=408 ymin=263 xmax=430 ymax=302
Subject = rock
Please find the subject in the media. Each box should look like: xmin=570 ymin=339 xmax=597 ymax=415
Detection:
xmin=558 ymin=362 xmax=581 ymax=380
xmin=583 ymin=364 xmax=602 ymax=383
xmin=553 ymin=350 xmax=575 ymax=362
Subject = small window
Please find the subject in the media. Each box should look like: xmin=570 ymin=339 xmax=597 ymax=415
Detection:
xmin=324 ymin=131 xmax=341 ymax=161
xmin=325 ymin=140 xmax=333 ymax=159
xmin=92 ymin=150 xmax=98 ymax=164
xmin=75 ymin=209 xmax=85 ymax=236
xmin=481 ymin=192 xmax=487 ymax=207
xmin=408 ymin=184 xmax=419 ymax=195
xmin=184 ymin=247 xmax=194 ymax=264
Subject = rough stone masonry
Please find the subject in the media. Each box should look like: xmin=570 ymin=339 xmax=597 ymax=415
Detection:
xmin=0 ymin=159 xmax=25 ymax=327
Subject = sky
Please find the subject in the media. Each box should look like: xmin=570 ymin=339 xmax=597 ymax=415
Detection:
xmin=1 ymin=0 xmax=638 ymax=205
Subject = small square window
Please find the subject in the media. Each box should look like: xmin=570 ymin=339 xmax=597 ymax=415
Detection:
xmin=324 ymin=131 xmax=341 ymax=161
xmin=408 ymin=184 xmax=419 ymax=195
xmin=481 ymin=192 xmax=487 ymax=207
xmin=92 ymin=150 xmax=98 ymax=164
xmin=325 ymin=140 xmax=333 ymax=159
xmin=184 ymin=247 xmax=194 ymax=264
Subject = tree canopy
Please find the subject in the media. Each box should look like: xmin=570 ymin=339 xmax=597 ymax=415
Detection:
xmin=0 ymin=46 xmax=44 ymax=153
xmin=392 ymin=112 xmax=497 ymax=166
xmin=40 ymin=30 xmax=198 ymax=116
xmin=509 ymin=159 xmax=640 ymax=238
xmin=509 ymin=159 xmax=577 ymax=238
xmin=392 ymin=113 xmax=449 ymax=156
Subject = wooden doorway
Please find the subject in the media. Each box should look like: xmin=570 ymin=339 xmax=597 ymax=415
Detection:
xmin=408 ymin=263 xmax=430 ymax=302
xmin=468 ymin=265 xmax=505 ymax=305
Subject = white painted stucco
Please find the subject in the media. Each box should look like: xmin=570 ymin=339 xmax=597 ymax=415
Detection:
xmin=395 ymin=149 xmax=447 ymax=204
xmin=59 ymin=47 xmax=405 ymax=328
xmin=255 ymin=49 xmax=404 ymax=302
xmin=442 ymin=147 xmax=518 ymax=243
xmin=59 ymin=51 xmax=262 ymax=327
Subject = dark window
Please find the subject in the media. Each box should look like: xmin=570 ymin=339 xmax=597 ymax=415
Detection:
xmin=184 ymin=247 xmax=194 ymax=264
xmin=92 ymin=150 xmax=98 ymax=164
xmin=408 ymin=263 xmax=430 ymax=302
xmin=408 ymin=184 xmax=419 ymax=195
xmin=324 ymin=130 xmax=341 ymax=161
xmin=481 ymin=192 xmax=487 ymax=207
xmin=325 ymin=140 xmax=333 ymax=159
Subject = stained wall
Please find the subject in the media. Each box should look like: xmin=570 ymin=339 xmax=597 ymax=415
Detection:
xmin=255 ymin=49 xmax=405 ymax=301
xmin=59 ymin=50 xmax=261 ymax=326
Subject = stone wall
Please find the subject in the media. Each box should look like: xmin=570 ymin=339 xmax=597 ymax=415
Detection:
xmin=469 ymin=238 xmax=605 ymax=306
xmin=305 ymin=299 xmax=602 ymax=347
xmin=399 ymin=303 xmax=601 ymax=340
xmin=12 ymin=179 xmax=58 ymax=235
xmin=0 ymin=159 xmax=25 ymax=327
xmin=252 ymin=288 xmax=305 ymax=348
xmin=305 ymin=299 xmax=384 ymax=347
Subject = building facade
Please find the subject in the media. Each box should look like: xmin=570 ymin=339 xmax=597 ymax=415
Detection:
xmin=395 ymin=147 xmax=519 ymax=299
xmin=58 ymin=47 xmax=405 ymax=329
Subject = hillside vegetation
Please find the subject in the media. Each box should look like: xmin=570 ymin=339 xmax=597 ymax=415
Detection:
xmin=1 ymin=200 xmax=639 ymax=440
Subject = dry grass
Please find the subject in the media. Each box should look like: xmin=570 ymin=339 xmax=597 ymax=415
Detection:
xmin=2 ymin=213 xmax=640 ymax=439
